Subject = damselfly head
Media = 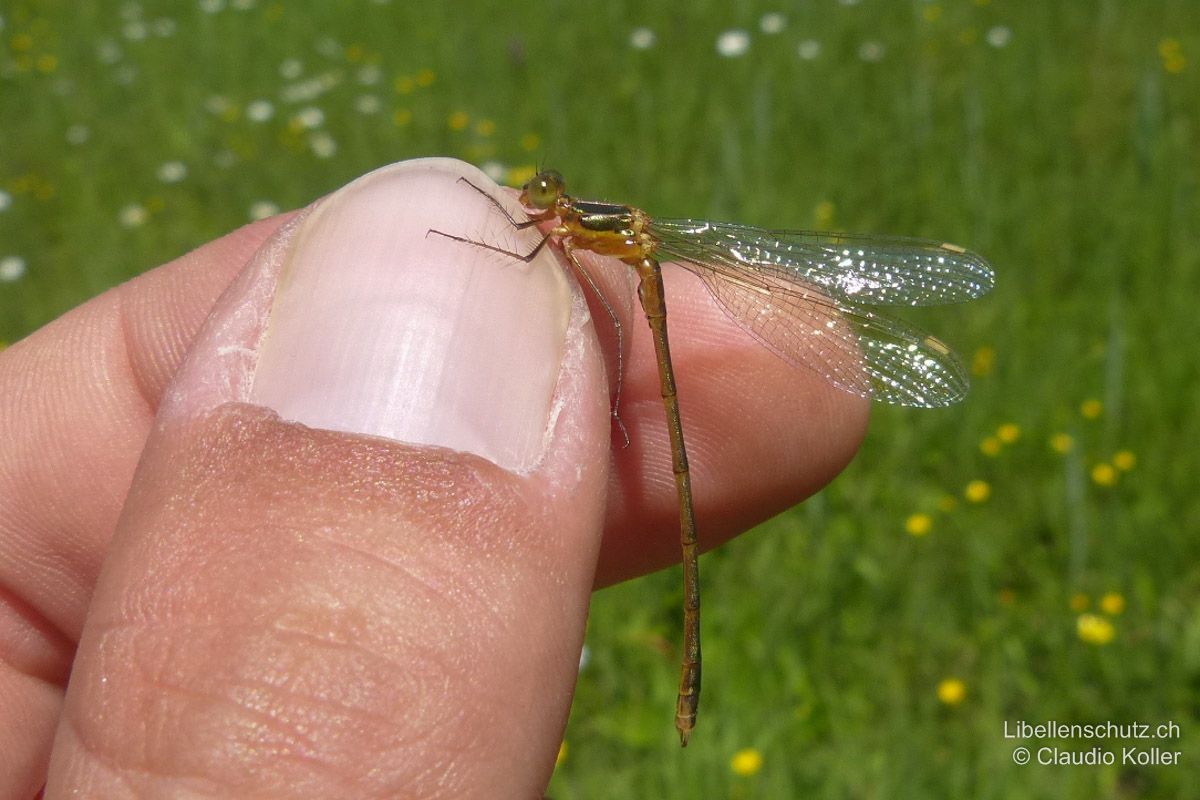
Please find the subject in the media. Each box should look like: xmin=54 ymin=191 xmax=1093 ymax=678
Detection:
xmin=520 ymin=169 xmax=565 ymax=210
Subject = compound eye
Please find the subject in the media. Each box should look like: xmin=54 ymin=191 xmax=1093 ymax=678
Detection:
xmin=523 ymin=170 xmax=564 ymax=209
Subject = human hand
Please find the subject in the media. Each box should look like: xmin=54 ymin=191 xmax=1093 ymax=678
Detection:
xmin=2 ymin=158 xmax=867 ymax=797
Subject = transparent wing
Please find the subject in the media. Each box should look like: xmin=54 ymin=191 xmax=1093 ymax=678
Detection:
xmin=652 ymin=218 xmax=994 ymax=307
xmin=649 ymin=218 xmax=985 ymax=407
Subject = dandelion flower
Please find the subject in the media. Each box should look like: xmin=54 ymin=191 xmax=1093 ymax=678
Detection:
xmin=905 ymin=513 xmax=932 ymax=537
xmin=1112 ymin=450 xmax=1136 ymax=471
xmin=971 ymin=345 xmax=995 ymax=376
xmin=964 ymin=480 xmax=991 ymax=503
xmin=1080 ymin=398 xmax=1103 ymax=419
xmin=979 ymin=436 xmax=1001 ymax=457
xmin=1090 ymin=462 xmax=1117 ymax=487
xmin=1077 ymin=613 xmax=1115 ymax=645
xmin=1049 ymin=432 xmax=1074 ymax=454
xmin=447 ymin=111 xmax=470 ymax=131
xmin=730 ymin=748 xmax=764 ymax=776
xmin=1100 ymin=592 xmax=1125 ymax=616
xmin=996 ymin=423 xmax=1020 ymax=444
xmin=937 ymin=678 xmax=966 ymax=705
xmin=519 ymin=132 xmax=541 ymax=152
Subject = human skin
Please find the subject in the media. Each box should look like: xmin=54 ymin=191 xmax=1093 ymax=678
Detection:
xmin=0 ymin=159 xmax=868 ymax=798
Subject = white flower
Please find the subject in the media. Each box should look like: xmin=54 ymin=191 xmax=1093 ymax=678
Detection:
xmin=0 ymin=190 xmax=11 ymax=212
xmin=157 ymin=161 xmax=187 ymax=183
xmin=198 ymin=0 xmax=225 ymax=14
xmin=293 ymin=106 xmax=325 ymax=129
xmin=630 ymin=27 xmax=655 ymax=50
xmin=858 ymin=40 xmax=885 ymax=62
xmin=354 ymin=95 xmax=381 ymax=115
xmin=0 ymin=255 xmax=26 ymax=282
xmin=309 ymin=132 xmax=337 ymax=159
xmin=66 ymin=124 xmax=90 ymax=145
xmin=480 ymin=161 xmax=507 ymax=183
xmin=119 ymin=204 xmax=148 ymax=228
xmin=97 ymin=39 xmax=122 ymax=64
xmin=760 ymin=13 xmax=786 ymax=34
xmin=246 ymin=99 xmax=274 ymax=122
xmin=123 ymin=21 xmax=148 ymax=42
xmin=986 ymin=25 xmax=1012 ymax=48
xmin=716 ymin=28 xmax=751 ymax=58
xmin=152 ymin=17 xmax=177 ymax=37
xmin=249 ymin=200 xmax=280 ymax=220
xmin=797 ymin=39 xmax=821 ymax=60
xmin=279 ymin=58 xmax=303 ymax=79
xmin=357 ymin=64 xmax=382 ymax=85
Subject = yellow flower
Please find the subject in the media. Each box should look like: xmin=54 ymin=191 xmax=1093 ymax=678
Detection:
xmin=36 ymin=53 xmax=58 ymax=74
xmin=1100 ymin=592 xmax=1125 ymax=616
xmin=1069 ymin=592 xmax=1089 ymax=612
xmin=507 ymin=164 xmax=538 ymax=187
xmin=937 ymin=678 xmax=967 ymax=705
xmin=345 ymin=43 xmax=366 ymax=63
xmin=996 ymin=423 xmax=1020 ymax=444
xmin=394 ymin=75 xmax=415 ymax=94
xmin=1080 ymin=398 xmax=1103 ymax=419
xmin=519 ymin=132 xmax=541 ymax=152
xmin=447 ymin=111 xmax=470 ymax=131
xmin=1113 ymin=450 xmax=1136 ymax=471
xmin=814 ymin=200 xmax=836 ymax=229
xmin=964 ymin=480 xmax=991 ymax=503
xmin=979 ymin=436 xmax=1002 ymax=456
xmin=936 ymin=494 xmax=958 ymax=513
xmin=731 ymin=747 xmax=764 ymax=777
xmin=971 ymin=345 xmax=995 ymax=377
xmin=922 ymin=4 xmax=943 ymax=22
xmin=1077 ymin=613 xmax=1115 ymax=645
xmin=905 ymin=513 xmax=932 ymax=537
xmin=415 ymin=68 xmax=436 ymax=87
xmin=1159 ymin=38 xmax=1186 ymax=73
xmin=1049 ymin=432 xmax=1074 ymax=454
xmin=475 ymin=118 xmax=496 ymax=137
xmin=392 ymin=108 xmax=412 ymax=127
xmin=1091 ymin=462 xmax=1117 ymax=487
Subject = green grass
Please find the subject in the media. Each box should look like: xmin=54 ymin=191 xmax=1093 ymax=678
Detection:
xmin=3 ymin=1 xmax=1199 ymax=796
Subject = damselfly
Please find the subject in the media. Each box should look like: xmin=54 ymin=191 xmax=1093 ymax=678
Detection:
xmin=431 ymin=170 xmax=994 ymax=746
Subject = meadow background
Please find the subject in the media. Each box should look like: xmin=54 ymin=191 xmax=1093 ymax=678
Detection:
xmin=2 ymin=0 xmax=1198 ymax=796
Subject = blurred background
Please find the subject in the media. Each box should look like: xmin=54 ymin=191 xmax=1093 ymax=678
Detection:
xmin=2 ymin=0 xmax=1198 ymax=796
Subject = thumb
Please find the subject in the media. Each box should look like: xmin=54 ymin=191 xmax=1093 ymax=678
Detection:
xmin=46 ymin=160 xmax=609 ymax=798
